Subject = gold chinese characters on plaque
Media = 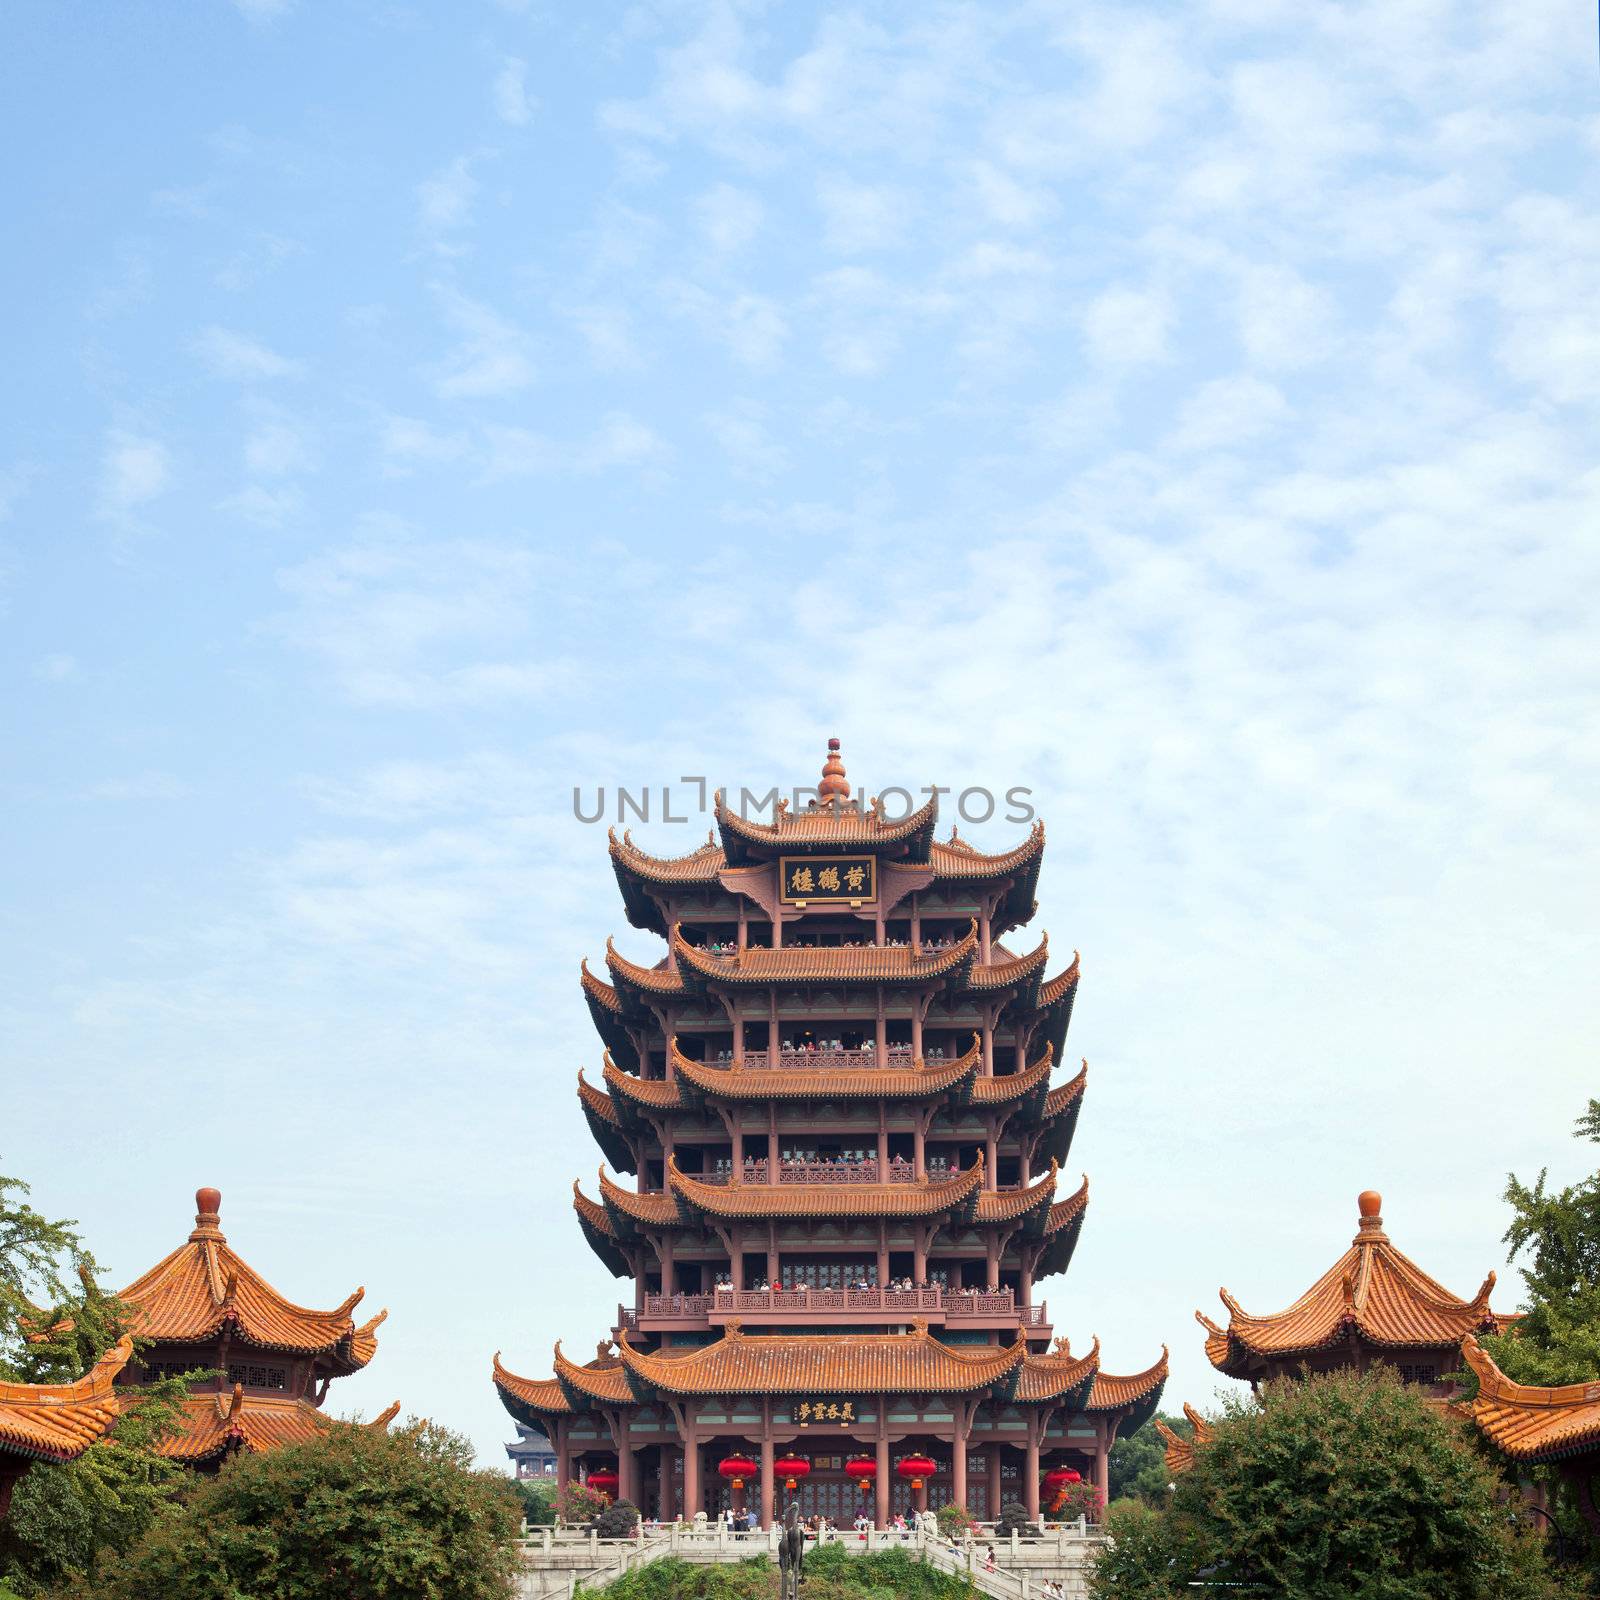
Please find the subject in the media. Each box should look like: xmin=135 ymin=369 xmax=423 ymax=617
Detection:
xmin=795 ymin=1400 xmax=857 ymax=1426
xmin=778 ymin=855 xmax=876 ymax=906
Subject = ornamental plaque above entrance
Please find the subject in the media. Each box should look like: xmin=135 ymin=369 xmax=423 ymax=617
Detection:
xmin=779 ymin=854 xmax=876 ymax=907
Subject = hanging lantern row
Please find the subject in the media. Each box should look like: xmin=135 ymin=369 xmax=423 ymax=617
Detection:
xmin=775 ymin=1455 xmax=811 ymax=1492
xmin=897 ymin=1455 xmax=937 ymax=1491
xmin=845 ymin=1457 xmax=877 ymax=1492
xmin=718 ymin=1455 xmax=757 ymax=1491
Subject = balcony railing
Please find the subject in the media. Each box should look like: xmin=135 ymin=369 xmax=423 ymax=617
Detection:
xmin=698 ymin=1157 xmax=921 ymax=1186
xmin=730 ymin=1047 xmax=941 ymax=1071
xmin=627 ymin=1287 xmax=1048 ymax=1325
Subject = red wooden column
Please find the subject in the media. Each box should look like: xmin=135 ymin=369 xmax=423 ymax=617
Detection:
xmin=951 ymin=1400 xmax=969 ymax=1510
xmin=556 ymin=1419 xmax=571 ymax=1492
xmin=616 ymin=1414 xmax=634 ymax=1506
xmin=986 ymin=1449 xmax=1000 ymax=1520
xmin=759 ymin=1404 xmax=775 ymax=1529
xmin=1024 ymin=1423 xmax=1041 ymax=1521
xmin=875 ymin=1430 xmax=890 ymax=1528
xmin=660 ymin=1444 xmax=677 ymax=1519
xmin=683 ymin=1431 xmax=701 ymax=1519
xmin=1093 ymin=1418 xmax=1109 ymax=1512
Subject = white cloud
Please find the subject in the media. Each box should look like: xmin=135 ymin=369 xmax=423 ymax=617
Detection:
xmin=89 ymin=772 xmax=189 ymax=800
xmin=97 ymin=431 xmax=170 ymax=516
xmin=1170 ymin=375 xmax=1289 ymax=453
xmin=33 ymin=653 xmax=80 ymax=683
xmin=570 ymin=305 xmax=642 ymax=373
xmin=493 ymin=56 xmax=532 ymax=126
xmin=379 ymin=415 xmax=471 ymax=474
xmin=723 ymin=293 xmax=788 ymax=369
xmin=193 ymin=326 xmax=303 ymax=381
xmin=1235 ymin=264 xmax=1334 ymax=370
xmin=480 ymin=412 xmax=671 ymax=479
xmin=816 ymin=177 xmax=910 ymax=254
xmin=417 ymin=157 xmax=478 ymax=240
xmin=432 ymin=289 xmax=535 ymax=399
xmin=705 ymin=400 xmax=790 ymax=479
xmin=244 ymin=416 xmax=312 ymax=477
xmin=694 ymin=183 xmax=764 ymax=256
xmin=217 ymin=484 xmax=303 ymax=527
xmin=1082 ymin=285 xmax=1173 ymax=366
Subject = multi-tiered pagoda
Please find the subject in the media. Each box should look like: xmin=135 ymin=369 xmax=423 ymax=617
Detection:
xmin=1198 ymin=1190 xmax=1505 ymax=1392
xmin=495 ymin=742 xmax=1164 ymax=1525
xmin=114 ymin=1188 xmax=396 ymax=1466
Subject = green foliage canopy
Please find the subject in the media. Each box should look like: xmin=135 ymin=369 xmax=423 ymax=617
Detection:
xmin=1478 ymin=1098 xmax=1600 ymax=1387
xmin=54 ymin=1419 xmax=524 ymax=1600
xmin=1088 ymin=1367 xmax=1575 ymax=1600
xmin=1107 ymin=1412 xmax=1190 ymax=1507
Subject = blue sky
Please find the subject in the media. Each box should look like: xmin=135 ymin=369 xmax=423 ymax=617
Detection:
xmin=3 ymin=0 xmax=1598 ymax=1465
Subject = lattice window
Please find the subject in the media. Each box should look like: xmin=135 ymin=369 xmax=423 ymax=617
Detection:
xmin=226 ymin=1362 xmax=288 ymax=1391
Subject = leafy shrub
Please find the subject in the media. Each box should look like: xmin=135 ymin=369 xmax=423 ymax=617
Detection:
xmin=934 ymin=1502 xmax=974 ymax=1539
xmin=1088 ymin=1368 xmax=1580 ymax=1600
xmin=49 ymin=1418 xmax=523 ymax=1600
xmin=596 ymin=1499 xmax=641 ymax=1538
xmin=993 ymin=1501 xmax=1039 ymax=1538
xmin=557 ymin=1481 xmax=614 ymax=1526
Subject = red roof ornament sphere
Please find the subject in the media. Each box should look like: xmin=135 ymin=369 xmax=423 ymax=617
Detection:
xmin=818 ymin=737 xmax=850 ymax=802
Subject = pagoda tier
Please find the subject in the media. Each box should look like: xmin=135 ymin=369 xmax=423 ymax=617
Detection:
xmin=112 ymin=1188 xmax=394 ymax=1469
xmin=0 ymin=1336 xmax=132 ymax=1517
xmin=1198 ymin=1191 xmax=1504 ymax=1390
xmin=495 ymin=1324 xmax=1166 ymax=1526
xmin=498 ymin=740 xmax=1162 ymax=1523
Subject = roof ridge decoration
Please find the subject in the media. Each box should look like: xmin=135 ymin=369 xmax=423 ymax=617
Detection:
xmin=712 ymin=784 xmax=939 ymax=861
xmin=1086 ymin=1345 xmax=1170 ymax=1412
xmin=973 ymin=1161 xmax=1064 ymax=1226
xmin=0 ymin=1335 xmax=133 ymax=1471
xmin=116 ymin=1190 xmax=380 ymax=1366
xmin=971 ymin=1045 xmax=1056 ymax=1106
xmin=1156 ymin=1402 xmax=1215 ymax=1476
xmin=1038 ymin=951 xmax=1081 ymax=1008
xmin=967 ymin=932 xmax=1049 ymax=993
xmin=1201 ymin=1191 xmax=1503 ymax=1377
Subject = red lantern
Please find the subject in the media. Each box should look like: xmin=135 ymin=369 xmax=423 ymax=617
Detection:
xmin=775 ymin=1455 xmax=810 ymax=1492
xmin=586 ymin=1468 xmax=619 ymax=1499
xmin=845 ymin=1457 xmax=877 ymax=1493
xmin=1043 ymin=1467 xmax=1081 ymax=1489
xmin=897 ymin=1455 xmax=937 ymax=1491
xmin=718 ymin=1454 xmax=757 ymax=1491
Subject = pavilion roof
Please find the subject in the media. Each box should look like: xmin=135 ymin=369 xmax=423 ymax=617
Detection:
xmin=973 ymin=1163 xmax=1066 ymax=1228
xmin=965 ymin=934 xmax=1049 ymax=1003
xmin=665 ymin=1155 xmax=984 ymax=1223
xmin=0 ymin=1336 xmax=131 ymax=1466
xmin=1013 ymin=1336 xmax=1099 ymax=1405
xmin=619 ymin=1321 xmax=1026 ymax=1397
xmin=666 ymin=1034 xmax=982 ymax=1103
xmin=135 ymin=1384 xmax=400 ymax=1464
xmin=1198 ymin=1192 xmax=1501 ymax=1378
xmin=1086 ymin=1347 xmax=1170 ymax=1420
xmin=1461 ymin=1336 xmax=1600 ymax=1465
xmin=493 ymin=1351 xmax=572 ymax=1419
xmin=1041 ymin=1061 xmax=1089 ymax=1120
xmin=576 ymin=1070 xmax=637 ymax=1174
xmin=970 ymin=1047 xmax=1056 ymax=1109
xmin=1037 ymin=955 xmax=1080 ymax=1009
xmin=572 ymin=1183 xmax=634 ymax=1278
xmin=1036 ymin=1178 xmax=1091 ymax=1278
xmin=116 ymin=1190 xmax=384 ymax=1374
xmin=599 ymin=1169 xmax=685 ymax=1230
xmin=1033 ymin=1060 xmax=1089 ymax=1168
xmin=669 ymin=924 xmax=978 ymax=990
xmin=714 ymin=787 xmax=939 ymax=864
xmin=1155 ymin=1403 xmax=1213 ymax=1476
xmin=554 ymin=1342 xmax=634 ymax=1407
xmin=609 ymin=829 xmax=726 ymax=885
xmin=602 ymin=1057 xmax=686 ymax=1113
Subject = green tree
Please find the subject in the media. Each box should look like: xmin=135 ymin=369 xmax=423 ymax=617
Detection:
xmin=1107 ymin=1412 xmax=1191 ymax=1506
xmin=1088 ymin=1367 xmax=1575 ymax=1600
xmin=55 ymin=1418 xmax=523 ymax=1600
xmin=0 ymin=1166 xmax=191 ymax=1597
xmin=515 ymin=1475 xmax=559 ymax=1526
xmin=1478 ymin=1098 xmax=1600 ymax=1387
